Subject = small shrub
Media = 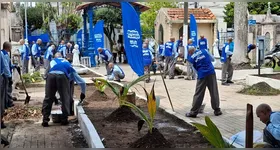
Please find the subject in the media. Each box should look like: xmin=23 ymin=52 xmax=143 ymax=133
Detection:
xmin=238 ymin=82 xmax=280 ymax=96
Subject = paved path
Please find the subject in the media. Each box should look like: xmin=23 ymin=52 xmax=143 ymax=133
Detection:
xmin=91 ymin=64 xmax=280 ymax=140
xmin=1 ymin=87 xmax=77 ymax=148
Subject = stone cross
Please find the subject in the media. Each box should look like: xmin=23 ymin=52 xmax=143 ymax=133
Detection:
xmin=268 ymin=2 xmax=271 ymax=10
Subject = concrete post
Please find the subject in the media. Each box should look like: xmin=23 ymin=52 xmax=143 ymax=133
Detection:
xmin=183 ymin=2 xmax=188 ymax=47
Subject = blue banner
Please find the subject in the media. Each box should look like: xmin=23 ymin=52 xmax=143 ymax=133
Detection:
xmin=93 ymin=20 xmax=104 ymax=54
xmin=190 ymin=14 xmax=198 ymax=47
xmin=121 ymin=2 xmax=144 ymax=76
xmin=76 ymin=29 xmax=83 ymax=50
xmin=217 ymin=29 xmax=220 ymax=51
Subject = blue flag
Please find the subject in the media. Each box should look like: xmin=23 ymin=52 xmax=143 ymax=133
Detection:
xmin=76 ymin=29 xmax=83 ymax=50
xmin=190 ymin=14 xmax=198 ymax=47
xmin=93 ymin=20 xmax=104 ymax=55
xmin=121 ymin=2 xmax=144 ymax=76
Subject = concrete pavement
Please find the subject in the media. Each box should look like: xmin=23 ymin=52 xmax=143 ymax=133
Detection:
xmin=91 ymin=63 xmax=280 ymax=139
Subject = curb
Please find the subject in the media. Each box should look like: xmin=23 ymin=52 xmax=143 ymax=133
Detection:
xmin=78 ymin=65 xmax=244 ymax=148
xmin=74 ymin=101 xmax=105 ymax=148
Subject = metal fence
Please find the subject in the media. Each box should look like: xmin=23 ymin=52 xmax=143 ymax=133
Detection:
xmin=218 ymin=31 xmax=234 ymax=49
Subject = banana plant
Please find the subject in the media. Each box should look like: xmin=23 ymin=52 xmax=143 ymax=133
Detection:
xmin=92 ymin=78 xmax=107 ymax=94
xmin=192 ymin=116 xmax=236 ymax=148
xmin=122 ymin=81 xmax=160 ymax=134
xmin=94 ymin=74 xmax=149 ymax=105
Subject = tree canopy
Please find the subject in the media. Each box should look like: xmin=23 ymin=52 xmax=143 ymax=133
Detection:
xmin=93 ymin=6 xmax=122 ymax=49
xmin=224 ymin=2 xmax=280 ymax=28
xmin=140 ymin=2 xmax=178 ymax=39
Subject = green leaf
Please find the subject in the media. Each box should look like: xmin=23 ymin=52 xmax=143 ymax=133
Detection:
xmin=204 ymin=116 xmax=226 ymax=148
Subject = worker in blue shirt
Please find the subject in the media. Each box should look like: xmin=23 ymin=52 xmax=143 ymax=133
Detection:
xmin=0 ymin=50 xmax=6 ymax=128
xmin=185 ymin=46 xmax=222 ymax=118
xmin=107 ymin=63 xmax=125 ymax=82
xmin=57 ymin=40 xmax=67 ymax=58
xmin=247 ymin=44 xmax=256 ymax=61
xmin=19 ymin=39 xmax=30 ymax=74
xmin=43 ymin=45 xmax=55 ymax=79
xmin=42 ymin=52 xmax=86 ymax=127
xmin=1 ymin=42 xmax=16 ymax=109
xmin=31 ymin=39 xmax=42 ymax=71
xmin=184 ymin=39 xmax=197 ymax=80
xmin=221 ymin=37 xmax=234 ymax=86
xmin=162 ymin=37 xmax=178 ymax=79
xmin=198 ymin=35 xmax=209 ymax=50
xmin=256 ymin=104 xmax=280 ymax=148
xmin=155 ymin=41 xmax=165 ymax=72
xmin=143 ymin=43 xmax=154 ymax=83
xmin=175 ymin=36 xmax=183 ymax=52
xmin=98 ymin=47 xmax=113 ymax=75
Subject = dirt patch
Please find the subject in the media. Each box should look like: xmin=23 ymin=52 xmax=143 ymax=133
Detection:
xmin=233 ymin=62 xmax=253 ymax=70
xmin=238 ymin=82 xmax=280 ymax=96
xmin=104 ymin=106 xmax=140 ymax=122
xmin=67 ymin=122 xmax=89 ymax=148
xmin=3 ymin=105 xmax=42 ymax=121
xmin=88 ymin=90 xmax=109 ymax=101
xmin=130 ymin=128 xmax=172 ymax=148
xmin=80 ymin=71 xmax=103 ymax=78
xmin=255 ymin=73 xmax=280 ymax=80
xmin=74 ymin=86 xmax=211 ymax=148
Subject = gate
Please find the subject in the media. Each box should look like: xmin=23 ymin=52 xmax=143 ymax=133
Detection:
xmin=218 ymin=31 xmax=234 ymax=49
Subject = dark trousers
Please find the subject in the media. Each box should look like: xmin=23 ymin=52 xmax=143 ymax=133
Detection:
xmin=0 ymin=75 xmax=6 ymax=119
xmin=164 ymin=56 xmax=176 ymax=78
xmin=69 ymin=80 xmax=74 ymax=116
xmin=264 ymin=128 xmax=280 ymax=148
xmin=42 ymin=74 xmax=70 ymax=123
xmin=113 ymin=53 xmax=117 ymax=63
xmin=190 ymin=73 xmax=220 ymax=114
xmin=144 ymin=65 xmax=151 ymax=82
xmin=118 ymin=52 xmax=122 ymax=63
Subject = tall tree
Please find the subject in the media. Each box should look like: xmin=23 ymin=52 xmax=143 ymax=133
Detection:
xmin=232 ymin=2 xmax=248 ymax=64
xmin=93 ymin=6 xmax=122 ymax=50
xmin=224 ymin=2 xmax=280 ymax=28
xmin=140 ymin=2 xmax=178 ymax=39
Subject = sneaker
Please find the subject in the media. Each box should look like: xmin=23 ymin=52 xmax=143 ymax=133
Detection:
xmin=227 ymin=80 xmax=234 ymax=84
xmin=41 ymin=122 xmax=49 ymax=127
xmin=185 ymin=112 xmax=197 ymax=118
xmin=214 ymin=109 xmax=223 ymax=116
xmin=184 ymin=77 xmax=191 ymax=80
xmin=221 ymin=82 xmax=229 ymax=86
xmin=169 ymin=77 xmax=174 ymax=79
xmin=114 ymin=79 xmax=121 ymax=82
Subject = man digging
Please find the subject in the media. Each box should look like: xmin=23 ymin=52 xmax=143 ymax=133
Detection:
xmin=185 ymin=46 xmax=222 ymax=118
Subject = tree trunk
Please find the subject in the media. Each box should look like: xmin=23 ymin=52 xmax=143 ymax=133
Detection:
xmin=232 ymin=2 xmax=249 ymax=64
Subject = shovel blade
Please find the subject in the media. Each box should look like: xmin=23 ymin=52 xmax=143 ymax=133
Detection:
xmin=24 ymin=95 xmax=31 ymax=105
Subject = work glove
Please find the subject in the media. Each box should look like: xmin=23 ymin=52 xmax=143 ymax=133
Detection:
xmin=80 ymin=93 xmax=85 ymax=101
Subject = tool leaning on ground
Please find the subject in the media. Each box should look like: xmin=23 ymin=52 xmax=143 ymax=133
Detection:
xmin=16 ymin=66 xmax=31 ymax=104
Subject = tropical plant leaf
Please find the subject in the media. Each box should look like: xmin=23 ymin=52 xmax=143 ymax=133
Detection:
xmin=205 ymin=116 xmax=226 ymax=148
xmin=127 ymin=74 xmax=149 ymax=90
xmin=96 ymin=78 xmax=119 ymax=97
xmin=192 ymin=122 xmax=223 ymax=148
xmin=147 ymin=82 xmax=157 ymax=121
xmin=138 ymin=120 xmax=145 ymax=132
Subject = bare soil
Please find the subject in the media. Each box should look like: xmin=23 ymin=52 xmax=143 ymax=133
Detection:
xmin=74 ymin=85 xmax=211 ymax=148
xmin=238 ymin=82 xmax=280 ymax=96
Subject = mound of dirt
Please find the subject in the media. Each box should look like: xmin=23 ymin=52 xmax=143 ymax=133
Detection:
xmin=3 ymin=105 xmax=41 ymax=121
xmin=238 ymin=82 xmax=280 ymax=96
xmin=104 ymin=106 xmax=140 ymax=122
xmin=130 ymin=128 xmax=172 ymax=148
xmin=87 ymin=90 xmax=109 ymax=102
xmin=234 ymin=62 xmax=253 ymax=70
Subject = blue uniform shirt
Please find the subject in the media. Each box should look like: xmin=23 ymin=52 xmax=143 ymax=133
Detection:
xmin=99 ymin=48 xmax=112 ymax=62
xmin=19 ymin=44 xmax=30 ymax=60
xmin=187 ymin=49 xmax=215 ymax=79
xmin=58 ymin=44 xmax=66 ymax=58
xmin=1 ymin=50 xmax=12 ymax=78
xmin=49 ymin=58 xmax=76 ymax=78
xmin=108 ymin=65 xmax=125 ymax=80
xmin=247 ymin=44 xmax=255 ymax=53
xmin=0 ymin=51 xmax=4 ymax=75
xmin=31 ymin=43 xmax=41 ymax=57
xmin=267 ymin=112 xmax=280 ymax=141
xmin=143 ymin=48 xmax=153 ymax=66
xmin=44 ymin=46 xmax=53 ymax=61
xmin=185 ymin=43 xmax=196 ymax=60
xmin=162 ymin=42 xmax=178 ymax=58
xmin=198 ymin=38 xmax=208 ymax=50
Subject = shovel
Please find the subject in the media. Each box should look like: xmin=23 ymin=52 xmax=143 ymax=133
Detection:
xmin=16 ymin=67 xmax=31 ymax=104
xmin=1 ymin=135 xmax=9 ymax=147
